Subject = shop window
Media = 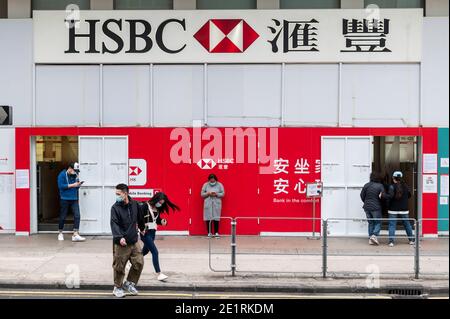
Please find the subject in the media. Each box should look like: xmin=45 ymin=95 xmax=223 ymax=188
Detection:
xmin=32 ymin=0 xmax=90 ymax=10
xmin=280 ymin=0 xmax=340 ymax=9
xmin=364 ymin=0 xmax=424 ymax=8
xmin=114 ymin=0 xmax=173 ymax=9
xmin=197 ymin=0 xmax=256 ymax=10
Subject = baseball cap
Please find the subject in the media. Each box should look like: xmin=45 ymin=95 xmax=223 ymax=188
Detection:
xmin=392 ymin=171 xmax=403 ymax=178
xmin=69 ymin=162 xmax=80 ymax=173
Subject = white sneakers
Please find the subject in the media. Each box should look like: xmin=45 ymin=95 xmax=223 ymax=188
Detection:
xmin=389 ymin=242 xmax=395 ymax=247
xmin=113 ymin=286 xmax=125 ymax=298
xmin=58 ymin=233 xmax=86 ymax=242
xmin=123 ymin=281 xmax=139 ymax=295
xmin=157 ymin=273 xmax=169 ymax=281
xmin=72 ymin=233 xmax=86 ymax=242
xmin=369 ymin=235 xmax=379 ymax=245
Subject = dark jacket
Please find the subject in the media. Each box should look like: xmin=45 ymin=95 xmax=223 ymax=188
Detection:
xmin=384 ymin=183 xmax=411 ymax=212
xmin=110 ymin=197 xmax=145 ymax=245
xmin=360 ymin=181 xmax=385 ymax=211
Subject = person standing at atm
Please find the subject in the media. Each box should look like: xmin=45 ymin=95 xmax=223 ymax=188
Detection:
xmin=201 ymin=174 xmax=225 ymax=238
xmin=57 ymin=162 xmax=86 ymax=242
xmin=360 ymin=172 xmax=385 ymax=246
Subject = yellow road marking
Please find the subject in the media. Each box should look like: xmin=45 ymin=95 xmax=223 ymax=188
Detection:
xmin=0 ymin=290 xmax=393 ymax=299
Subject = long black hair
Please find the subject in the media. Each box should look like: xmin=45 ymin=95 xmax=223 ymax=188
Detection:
xmin=393 ymin=177 xmax=407 ymax=200
xmin=148 ymin=192 xmax=180 ymax=214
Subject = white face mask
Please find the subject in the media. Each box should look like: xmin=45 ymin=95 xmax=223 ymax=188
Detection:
xmin=155 ymin=202 xmax=162 ymax=208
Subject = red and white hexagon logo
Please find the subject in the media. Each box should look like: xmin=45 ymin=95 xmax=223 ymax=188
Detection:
xmin=194 ymin=19 xmax=259 ymax=53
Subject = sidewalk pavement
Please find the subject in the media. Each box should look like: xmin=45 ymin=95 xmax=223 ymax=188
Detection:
xmin=0 ymin=234 xmax=448 ymax=295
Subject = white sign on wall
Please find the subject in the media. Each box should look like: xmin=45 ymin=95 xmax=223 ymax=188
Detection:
xmin=423 ymin=174 xmax=438 ymax=193
xmin=129 ymin=159 xmax=147 ymax=186
xmin=423 ymin=153 xmax=438 ymax=174
xmin=33 ymin=9 xmax=422 ymax=64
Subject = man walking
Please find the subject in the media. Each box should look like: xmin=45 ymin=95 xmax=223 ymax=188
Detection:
xmin=57 ymin=162 xmax=85 ymax=242
xmin=110 ymin=183 xmax=145 ymax=298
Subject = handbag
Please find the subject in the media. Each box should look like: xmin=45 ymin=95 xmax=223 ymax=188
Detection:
xmin=145 ymin=203 xmax=159 ymax=230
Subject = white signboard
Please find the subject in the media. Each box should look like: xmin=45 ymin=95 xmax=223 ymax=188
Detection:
xmin=33 ymin=9 xmax=422 ymax=64
xmin=441 ymin=158 xmax=449 ymax=168
xmin=306 ymin=182 xmax=323 ymax=198
xmin=423 ymin=154 xmax=438 ymax=174
xmin=423 ymin=174 xmax=437 ymax=194
xmin=129 ymin=159 xmax=147 ymax=186
xmin=129 ymin=189 xmax=154 ymax=198
xmin=440 ymin=197 xmax=448 ymax=205
xmin=15 ymin=169 xmax=30 ymax=189
xmin=441 ymin=174 xmax=449 ymax=197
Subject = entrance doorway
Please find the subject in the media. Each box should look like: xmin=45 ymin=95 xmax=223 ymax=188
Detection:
xmin=373 ymin=136 xmax=419 ymax=229
xmin=35 ymin=135 xmax=128 ymax=234
xmin=36 ymin=136 xmax=78 ymax=231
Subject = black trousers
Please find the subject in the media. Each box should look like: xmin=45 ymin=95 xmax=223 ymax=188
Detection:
xmin=206 ymin=220 xmax=219 ymax=234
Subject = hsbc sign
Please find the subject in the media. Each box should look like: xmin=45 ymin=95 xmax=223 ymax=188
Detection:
xmin=34 ymin=10 xmax=422 ymax=63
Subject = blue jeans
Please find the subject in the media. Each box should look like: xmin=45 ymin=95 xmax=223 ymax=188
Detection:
xmin=142 ymin=230 xmax=161 ymax=273
xmin=388 ymin=213 xmax=414 ymax=244
xmin=59 ymin=200 xmax=80 ymax=231
xmin=365 ymin=210 xmax=382 ymax=237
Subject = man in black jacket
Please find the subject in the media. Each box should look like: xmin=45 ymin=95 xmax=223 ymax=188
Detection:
xmin=110 ymin=183 xmax=145 ymax=298
xmin=360 ymin=172 xmax=385 ymax=246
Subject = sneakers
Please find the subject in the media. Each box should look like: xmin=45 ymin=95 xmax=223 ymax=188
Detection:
xmin=123 ymin=281 xmax=139 ymax=296
xmin=207 ymin=233 xmax=213 ymax=238
xmin=72 ymin=233 xmax=86 ymax=242
xmin=389 ymin=242 xmax=394 ymax=247
xmin=214 ymin=233 xmax=220 ymax=238
xmin=58 ymin=233 xmax=64 ymax=241
xmin=157 ymin=273 xmax=169 ymax=281
xmin=113 ymin=287 xmax=125 ymax=298
xmin=369 ymin=235 xmax=379 ymax=246
xmin=409 ymin=241 xmax=415 ymax=245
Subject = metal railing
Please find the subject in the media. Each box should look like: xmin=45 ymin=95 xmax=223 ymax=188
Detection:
xmin=207 ymin=217 xmax=449 ymax=279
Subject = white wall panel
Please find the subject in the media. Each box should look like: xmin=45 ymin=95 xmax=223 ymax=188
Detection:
xmin=0 ymin=20 xmax=32 ymax=126
xmin=153 ymin=65 xmax=204 ymax=127
xmin=341 ymin=64 xmax=420 ymax=127
xmin=36 ymin=65 xmax=100 ymax=126
xmin=284 ymin=64 xmax=339 ymax=126
xmin=103 ymin=65 xmax=150 ymax=126
xmin=0 ymin=128 xmax=15 ymax=231
xmin=207 ymin=64 xmax=281 ymax=127
xmin=421 ymin=17 xmax=449 ymax=127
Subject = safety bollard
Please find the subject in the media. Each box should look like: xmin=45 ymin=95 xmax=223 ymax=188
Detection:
xmin=322 ymin=219 xmax=328 ymax=278
xmin=231 ymin=219 xmax=237 ymax=277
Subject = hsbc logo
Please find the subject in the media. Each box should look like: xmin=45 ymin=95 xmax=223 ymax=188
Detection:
xmin=63 ymin=16 xmax=259 ymax=55
xmin=197 ymin=159 xmax=217 ymax=170
xmin=194 ymin=19 xmax=259 ymax=53
xmin=129 ymin=166 xmax=142 ymax=176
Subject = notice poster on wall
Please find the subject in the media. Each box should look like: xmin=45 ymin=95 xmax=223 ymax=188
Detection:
xmin=15 ymin=169 xmax=30 ymax=189
xmin=441 ymin=158 xmax=449 ymax=168
xmin=441 ymin=174 xmax=449 ymax=196
xmin=423 ymin=154 xmax=438 ymax=174
xmin=423 ymin=174 xmax=438 ymax=193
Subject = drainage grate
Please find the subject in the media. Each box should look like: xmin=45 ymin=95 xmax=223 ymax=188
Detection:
xmin=388 ymin=288 xmax=423 ymax=296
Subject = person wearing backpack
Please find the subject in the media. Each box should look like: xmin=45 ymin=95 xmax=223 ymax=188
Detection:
xmin=382 ymin=171 xmax=415 ymax=247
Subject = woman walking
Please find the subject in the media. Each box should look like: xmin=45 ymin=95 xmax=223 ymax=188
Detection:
xmin=360 ymin=172 xmax=385 ymax=245
xmin=140 ymin=192 xmax=180 ymax=281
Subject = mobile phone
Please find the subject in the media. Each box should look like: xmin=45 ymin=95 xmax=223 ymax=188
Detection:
xmin=80 ymin=181 xmax=85 ymax=185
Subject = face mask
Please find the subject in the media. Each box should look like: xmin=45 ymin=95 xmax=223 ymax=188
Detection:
xmin=209 ymin=182 xmax=217 ymax=186
xmin=116 ymin=195 xmax=124 ymax=203
xmin=155 ymin=202 xmax=162 ymax=208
